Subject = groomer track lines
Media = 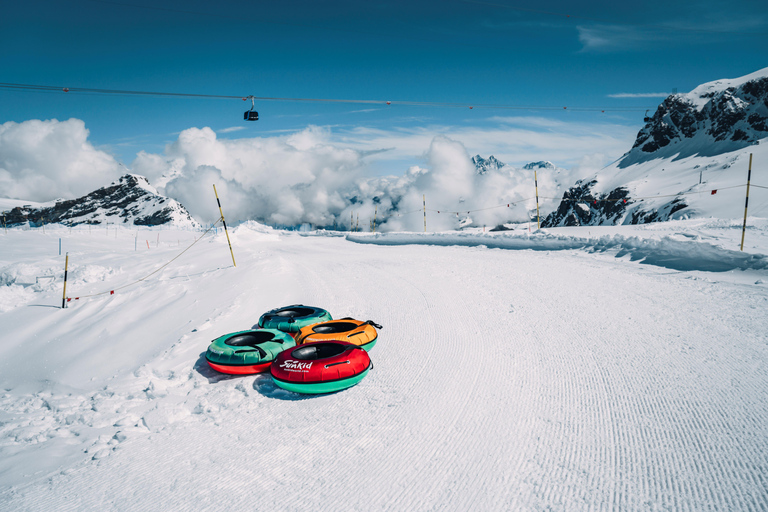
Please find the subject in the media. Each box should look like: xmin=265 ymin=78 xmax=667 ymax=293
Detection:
xmin=0 ymin=227 xmax=766 ymax=509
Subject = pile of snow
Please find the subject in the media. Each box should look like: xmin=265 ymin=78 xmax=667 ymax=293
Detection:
xmin=348 ymin=217 xmax=768 ymax=272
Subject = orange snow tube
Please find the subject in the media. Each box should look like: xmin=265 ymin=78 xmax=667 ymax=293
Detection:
xmin=295 ymin=318 xmax=381 ymax=351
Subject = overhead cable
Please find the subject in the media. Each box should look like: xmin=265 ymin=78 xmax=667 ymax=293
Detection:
xmin=0 ymin=82 xmax=652 ymax=112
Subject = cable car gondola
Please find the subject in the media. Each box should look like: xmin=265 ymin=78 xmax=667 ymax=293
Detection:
xmin=244 ymin=95 xmax=259 ymax=121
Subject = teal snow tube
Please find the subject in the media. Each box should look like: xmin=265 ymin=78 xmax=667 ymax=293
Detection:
xmin=206 ymin=328 xmax=296 ymax=374
xmin=258 ymin=305 xmax=332 ymax=336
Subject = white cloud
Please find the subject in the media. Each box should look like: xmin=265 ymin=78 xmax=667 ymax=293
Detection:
xmin=217 ymin=126 xmax=248 ymax=134
xmin=2 ymin=117 xmax=640 ymax=230
xmin=138 ymin=126 xmax=365 ymax=226
xmin=577 ymin=24 xmax=668 ymax=52
xmin=0 ymin=119 xmax=121 ymax=201
xmin=130 ymin=118 xmax=639 ymax=229
xmin=331 ymin=119 xmax=636 ymax=169
xmin=131 ymin=125 xmax=590 ymax=230
xmin=353 ymin=136 xmax=574 ymax=232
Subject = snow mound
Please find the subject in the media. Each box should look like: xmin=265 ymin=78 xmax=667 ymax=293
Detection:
xmin=347 ymin=226 xmax=768 ymax=272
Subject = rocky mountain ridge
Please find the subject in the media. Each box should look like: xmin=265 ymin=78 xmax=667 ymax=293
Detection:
xmin=472 ymin=155 xmax=505 ymax=174
xmin=1 ymin=174 xmax=198 ymax=228
xmin=543 ymin=67 xmax=768 ymax=227
xmin=621 ymin=68 xmax=768 ymax=167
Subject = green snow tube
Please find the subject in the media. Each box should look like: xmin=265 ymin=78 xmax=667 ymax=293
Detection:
xmin=206 ymin=328 xmax=296 ymax=375
xmin=258 ymin=305 xmax=332 ymax=337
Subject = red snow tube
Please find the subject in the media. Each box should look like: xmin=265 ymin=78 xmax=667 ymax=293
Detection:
xmin=270 ymin=341 xmax=372 ymax=394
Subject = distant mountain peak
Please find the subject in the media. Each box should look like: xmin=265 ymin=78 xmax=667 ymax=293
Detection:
xmin=472 ymin=155 xmax=505 ymax=174
xmin=2 ymin=174 xmax=198 ymax=228
xmin=523 ymin=161 xmax=556 ymax=171
xmin=621 ymin=68 xmax=768 ymax=167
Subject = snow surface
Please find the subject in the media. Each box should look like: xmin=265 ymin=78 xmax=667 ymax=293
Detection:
xmin=1 ymin=221 xmax=767 ymax=510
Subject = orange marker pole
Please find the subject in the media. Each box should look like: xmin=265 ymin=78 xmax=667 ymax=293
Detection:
xmin=213 ymin=184 xmax=236 ymax=267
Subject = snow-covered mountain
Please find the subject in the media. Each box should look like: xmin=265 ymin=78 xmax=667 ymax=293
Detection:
xmin=623 ymin=67 xmax=768 ymax=166
xmin=523 ymin=161 xmax=556 ymax=171
xmin=1 ymin=174 xmax=198 ymax=228
xmin=543 ymin=67 xmax=768 ymax=227
xmin=472 ymin=154 xmax=505 ymax=174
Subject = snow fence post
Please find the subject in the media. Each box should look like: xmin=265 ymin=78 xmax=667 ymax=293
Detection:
xmin=423 ymin=194 xmax=427 ymax=232
xmin=740 ymin=153 xmax=753 ymax=251
xmin=213 ymin=184 xmax=236 ymax=267
xmin=62 ymin=253 xmax=69 ymax=309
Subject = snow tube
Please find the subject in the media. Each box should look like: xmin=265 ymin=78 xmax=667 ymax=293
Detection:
xmin=295 ymin=318 xmax=381 ymax=351
xmin=206 ymin=329 xmax=296 ymax=375
xmin=270 ymin=341 xmax=372 ymax=394
xmin=258 ymin=305 xmax=332 ymax=337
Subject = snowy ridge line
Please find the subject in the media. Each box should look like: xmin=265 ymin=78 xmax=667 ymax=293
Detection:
xmin=66 ymin=218 xmax=222 ymax=301
xmin=346 ymin=231 xmax=768 ymax=272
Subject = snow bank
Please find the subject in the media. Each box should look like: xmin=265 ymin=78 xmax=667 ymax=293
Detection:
xmin=347 ymin=227 xmax=768 ymax=272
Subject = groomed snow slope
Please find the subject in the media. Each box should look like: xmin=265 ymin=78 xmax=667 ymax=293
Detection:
xmin=1 ymin=222 xmax=767 ymax=510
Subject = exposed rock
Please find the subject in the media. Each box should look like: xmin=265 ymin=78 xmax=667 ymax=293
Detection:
xmin=523 ymin=161 xmax=556 ymax=171
xmin=2 ymin=174 xmax=198 ymax=228
xmin=472 ymin=155 xmax=505 ymax=175
xmin=622 ymin=72 xmax=768 ymax=166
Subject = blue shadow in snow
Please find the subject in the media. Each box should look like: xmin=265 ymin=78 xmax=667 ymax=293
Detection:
xmin=193 ymin=352 xmax=243 ymax=384
xmin=252 ymin=374 xmax=339 ymax=401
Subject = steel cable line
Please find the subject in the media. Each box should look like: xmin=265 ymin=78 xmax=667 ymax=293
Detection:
xmin=428 ymin=197 xmax=534 ymax=215
xmin=392 ymin=183 xmax=755 ymax=218
xmin=67 ymin=218 xmax=221 ymax=300
xmin=0 ymin=82 xmax=653 ymax=112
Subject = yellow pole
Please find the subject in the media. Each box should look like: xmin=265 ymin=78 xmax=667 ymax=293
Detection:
xmin=62 ymin=253 xmax=69 ymax=309
xmin=423 ymin=194 xmax=427 ymax=232
xmin=740 ymin=153 xmax=753 ymax=251
xmin=373 ymin=206 xmax=377 ymax=233
xmin=213 ymin=184 xmax=236 ymax=267
xmin=534 ymin=170 xmax=541 ymax=230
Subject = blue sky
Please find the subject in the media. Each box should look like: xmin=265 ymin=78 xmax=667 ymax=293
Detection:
xmin=2 ymin=0 xmax=767 ymax=175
